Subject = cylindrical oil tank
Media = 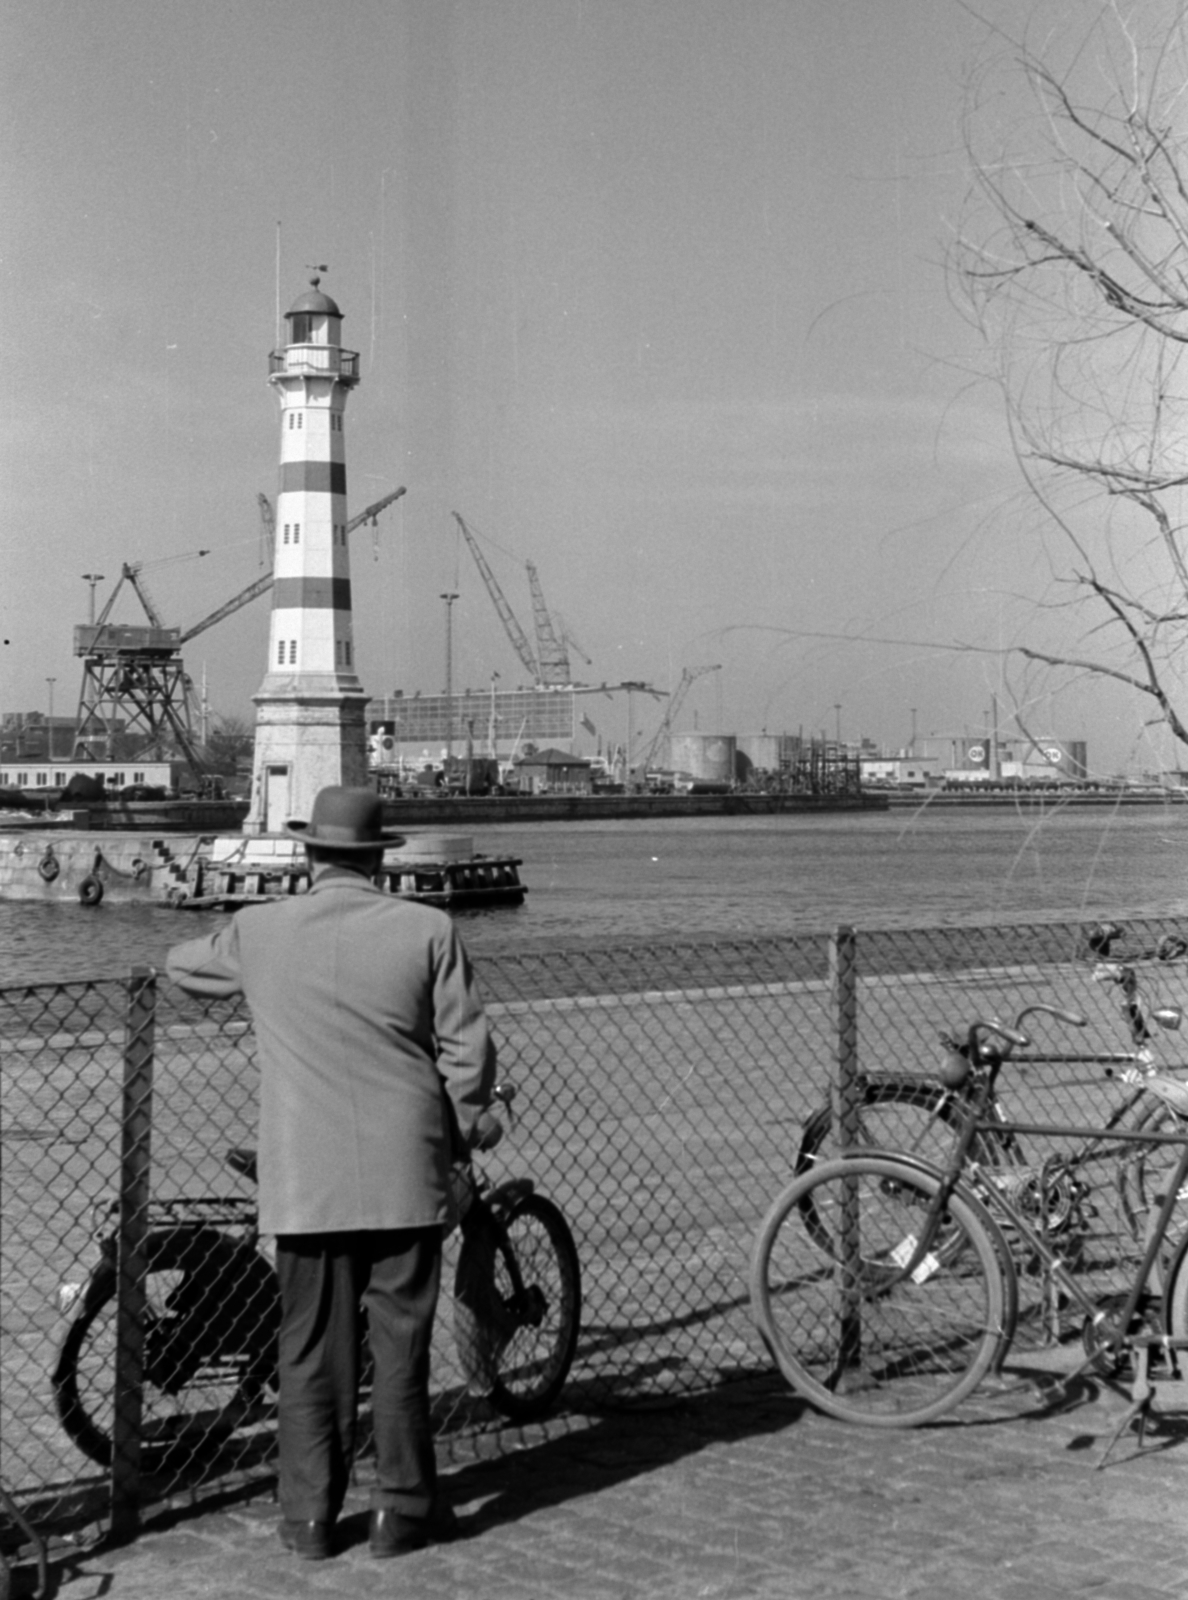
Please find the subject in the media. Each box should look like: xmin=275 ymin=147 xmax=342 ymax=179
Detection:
xmin=669 ymin=733 xmax=736 ymax=784
xmin=735 ymin=734 xmax=783 ymax=780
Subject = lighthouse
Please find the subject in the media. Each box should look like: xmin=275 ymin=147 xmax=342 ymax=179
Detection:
xmin=245 ymin=277 xmax=369 ymax=834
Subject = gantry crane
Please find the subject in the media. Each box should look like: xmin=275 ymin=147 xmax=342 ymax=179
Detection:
xmin=73 ymin=559 xmax=204 ymax=769
xmin=637 ymin=664 xmax=722 ymax=773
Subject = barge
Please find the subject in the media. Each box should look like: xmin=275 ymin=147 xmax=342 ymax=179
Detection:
xmin=181 ymin=832 xmax=526 ymax=911
xmin=0 ymin=829 xmax=525 ymax=910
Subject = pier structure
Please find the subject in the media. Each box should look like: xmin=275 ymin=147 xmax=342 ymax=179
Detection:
xmin=245 ymin=277 xmax=370 ymax=834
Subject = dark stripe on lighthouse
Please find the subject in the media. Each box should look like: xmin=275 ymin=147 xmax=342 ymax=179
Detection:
xmin=280 ymin=461 xmax=347 ymax=494
xmin=271 ymin=577 xmax=352 ymax=610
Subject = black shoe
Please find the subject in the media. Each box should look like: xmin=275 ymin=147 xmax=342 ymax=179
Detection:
xmin=368 ymin=1507 xmax=429 ymax=1559
xmin=279 ymin=1519 xmax=332 ymax=1561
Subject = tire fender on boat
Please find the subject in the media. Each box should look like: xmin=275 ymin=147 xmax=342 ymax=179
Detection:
xmin=78 ymin=876 xmax=104 ymax=907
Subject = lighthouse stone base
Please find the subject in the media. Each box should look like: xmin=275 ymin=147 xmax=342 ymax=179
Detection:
xmin=245 ymin=688 xmax=369 ymax=835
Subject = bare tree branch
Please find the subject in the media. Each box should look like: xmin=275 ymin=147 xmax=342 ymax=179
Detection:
xmin=954 ymin=10 xmax=1188 ymax=752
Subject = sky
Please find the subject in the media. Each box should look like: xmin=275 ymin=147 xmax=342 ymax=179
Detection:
xmin=0 ymin=0 xmax=1171 ymax=776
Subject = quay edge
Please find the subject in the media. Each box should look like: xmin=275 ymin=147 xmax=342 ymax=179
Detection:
xmin=374 ymin=790 xmax=887 ymax=826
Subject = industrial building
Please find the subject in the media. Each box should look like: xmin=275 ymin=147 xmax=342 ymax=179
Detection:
xmin=861 ymin=734 xmax=1089 ymax=789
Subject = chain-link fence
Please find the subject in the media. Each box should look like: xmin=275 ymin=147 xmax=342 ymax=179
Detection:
xmin=4 ymin=916 xmax=1187 ymax=1543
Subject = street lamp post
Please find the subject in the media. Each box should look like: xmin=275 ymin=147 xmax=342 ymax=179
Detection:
xmin=46 ymin=678 xmax=56 ymax=760
xmin=440 ymin=592 xmax=459 ymax=760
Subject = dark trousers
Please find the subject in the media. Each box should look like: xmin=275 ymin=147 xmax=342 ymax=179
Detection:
xmin=274 ymin=1228 xmax=442 ymax=1524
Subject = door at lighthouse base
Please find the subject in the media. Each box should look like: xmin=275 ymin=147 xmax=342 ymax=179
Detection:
xmin=264 ymin=764 xmax=291 ymax=835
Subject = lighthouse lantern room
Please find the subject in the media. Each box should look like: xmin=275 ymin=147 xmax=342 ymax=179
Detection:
xmin=245 ymin=277 xmax=370 ymax=834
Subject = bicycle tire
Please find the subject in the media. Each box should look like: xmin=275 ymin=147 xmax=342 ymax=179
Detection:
xmin=797 ymin=1081 xmax=1007 ymax=1265
xmin=1116 ymin=1098 xmax=1188 ymax=1245
xmin=52 ymin=1230 xmax=279 ymax=1468
xmin=1160 ymin=1225 xmax=1188 ymax=1346
xmin=750 ymin=1154 xmax=1008 ymax=1426
xmin=454 ymin=1193 xmax=581 ymax=1422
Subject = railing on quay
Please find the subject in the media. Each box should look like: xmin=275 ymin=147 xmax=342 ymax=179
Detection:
xmin=3 ymin=916 xmax=1186 ymax=1544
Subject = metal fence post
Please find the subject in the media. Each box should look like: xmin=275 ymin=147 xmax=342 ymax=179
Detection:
xmin=830 ymin=926 xmax=862 ymax=1371
xmin=110 ymin=966 xmax=156 ymax=1541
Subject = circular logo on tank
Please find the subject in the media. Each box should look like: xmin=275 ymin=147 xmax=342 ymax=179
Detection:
xmin=967 ymin=744 xmax=985 ymax=763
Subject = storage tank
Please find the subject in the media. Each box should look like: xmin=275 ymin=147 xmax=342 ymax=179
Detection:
xmin=735 ymin=734 xmax=783 ymax=781
xmin=669 ymin=733 xmax=736 ymax=785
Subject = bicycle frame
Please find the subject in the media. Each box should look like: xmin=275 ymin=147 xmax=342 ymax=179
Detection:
xmin=904 ymin=1038 xmax=1188 ymax=1369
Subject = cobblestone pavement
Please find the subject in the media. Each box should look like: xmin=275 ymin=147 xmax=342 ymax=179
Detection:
xmin=9 ymin=1354 xmax=1188 ymax=1600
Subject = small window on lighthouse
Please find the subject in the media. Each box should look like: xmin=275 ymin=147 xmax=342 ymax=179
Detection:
xmin=345 ymin=640 xmax=352 ymax=666
xmin=294 ymin=523 xmax=301 ymax=544
xmin=283 ymin=524 xmax=290 ymax=544
xmin=277 ymin=641 xmax=285 ymax=665
xmin=289 ymin=641 xmax=297 ymax=665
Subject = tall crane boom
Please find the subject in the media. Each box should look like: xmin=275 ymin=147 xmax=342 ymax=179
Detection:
xmin=526 ymin=561 xmax=572 ymax=685
xmin=638 ymin=664 xmax=721 ymax=773
xmin=178 ymin=487 xmax=406 ymax=644
xmin=453 ymin=512 xmax=540 ymax=683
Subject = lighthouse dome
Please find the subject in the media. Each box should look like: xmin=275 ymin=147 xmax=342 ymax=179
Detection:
xmin=287 ymin=284 xmax=342 ymax=318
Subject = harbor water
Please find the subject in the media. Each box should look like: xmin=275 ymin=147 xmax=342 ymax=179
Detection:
xmin=3 ymin=803 xmax=1188 ymax=985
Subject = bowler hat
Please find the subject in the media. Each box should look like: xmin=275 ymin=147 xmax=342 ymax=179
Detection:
xmin=285 ymin=787 xmax=405 ymax=851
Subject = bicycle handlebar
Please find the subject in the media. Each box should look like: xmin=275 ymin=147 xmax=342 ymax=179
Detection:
xmin=1013 ymin=1003 xmax=1088 ymax=1030
xmin=967 ymin=1019 xmax=1031 ymax=1051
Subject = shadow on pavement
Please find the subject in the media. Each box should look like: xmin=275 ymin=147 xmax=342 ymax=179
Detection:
xmin=352 ymin=1372 xmax=807 ymax=1551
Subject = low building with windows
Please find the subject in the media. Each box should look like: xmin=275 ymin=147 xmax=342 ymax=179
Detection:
xmin=0 ymin=760 xmax=183 ymax=795
xmin=513 ymin=748 xmax=594 ymax=795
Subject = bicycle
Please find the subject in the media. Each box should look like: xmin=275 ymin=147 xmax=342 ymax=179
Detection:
xmin=796 ymin=928 xmax=1188 ymax=1249
xmin=750 ymin=1014 xmax=1188 ymax=1450
xmin=51 ymin=1083 xmax=581 ymax=1468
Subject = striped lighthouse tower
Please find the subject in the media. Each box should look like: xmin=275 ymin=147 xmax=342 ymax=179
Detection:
xmin=246 ymin=276 xmax=369 ymax=834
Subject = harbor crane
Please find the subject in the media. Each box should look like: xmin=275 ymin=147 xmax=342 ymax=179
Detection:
xmin=637 ymin=664 xmax=722 ymax=774
xmin=453 ymin=512 xmax=590 ymax=688
xmin=526 ymin=560 xmax=572 ymax=685
xmin=452 ymin=513 xmax=541 ymax=683
xmin=73 ymin=489 xmax=406 ymax=774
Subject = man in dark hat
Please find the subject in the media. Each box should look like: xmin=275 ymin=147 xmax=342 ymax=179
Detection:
xmin=166 ymin=786 xmax=497 ymax=1561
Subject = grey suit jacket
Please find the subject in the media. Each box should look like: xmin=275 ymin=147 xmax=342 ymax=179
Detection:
xmin=166 ymin=870 xmax=496 ymax=1234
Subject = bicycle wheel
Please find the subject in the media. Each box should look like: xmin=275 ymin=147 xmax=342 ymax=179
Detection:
xmin=52 ymin=1231 xmax=279 ymax=1469
xmin=1160 ymin=1226 xmax=1188 ymax=1346
xmin=797 ymin=1082 xmax=1007 ymax=1265
xmin=750 ymin=1154 xmax=1008 ymax=1426
xmin=454 ymin=1193 xmax=581 ymax=1422
xmin=1116 ymin=1098 xmax=1188 ymax=1245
